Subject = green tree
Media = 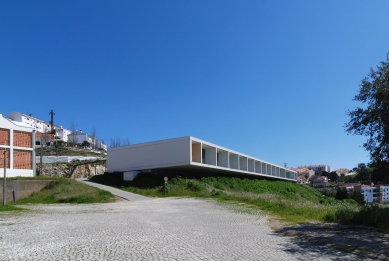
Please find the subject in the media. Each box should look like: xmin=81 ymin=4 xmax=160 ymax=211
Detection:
xmin=349 ymin=190 xmax=365 ymax=206
xmin=345 ymin=53 xmax=389 ymax=162
xmin=321 ymin=171 xmax=339 ymax=182
xmin=335 ymin=187 xmax=348 ymax=200
xmin=356 ymin=163 xmax=372 ymax=184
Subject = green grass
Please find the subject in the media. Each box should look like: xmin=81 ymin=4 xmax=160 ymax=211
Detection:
xmin=0 ymin=205 xmax=24 ymax=212
xmin=35 ymin=147 xmax=104 ymax=157
xmin=11 ymin=178 xmax=115 ymax=204
xmin=91 ymin=173 xmax=357 ymax=224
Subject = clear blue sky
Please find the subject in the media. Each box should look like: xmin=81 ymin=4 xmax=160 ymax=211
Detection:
xmin=1 ymin=1 xmax=389 ymax=170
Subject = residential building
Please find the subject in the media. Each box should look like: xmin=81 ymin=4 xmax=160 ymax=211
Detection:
xmin=8 ymin=111 xmax=51 ymax=133
xmin=360 ymin=184 xmax=389 ymax=204
xmin=67 ymin=131 xmax=107 ymax=151
xmin=8 ymin=111 xmax=72 ymax=145
xmin=0 ymin=113 xmax=35 ymax=177
xmin=107 ymin=136 xmax=297 ymax=181
xmin=312 ymin=176 xmax=328 ymax=188
xmin=305 ymin=164 xmax=332 ymax=173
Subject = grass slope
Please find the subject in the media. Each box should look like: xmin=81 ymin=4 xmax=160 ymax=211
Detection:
xmin=91 ymin=173 xmax=357 ymax=224
xmin=0 ymin=177 xmax=115 ymax=211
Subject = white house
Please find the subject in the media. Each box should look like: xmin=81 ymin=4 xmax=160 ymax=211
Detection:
xmin=0 ymin=113 xmax=35 ymax=177
xmin=8 ymin=111 xmax=72 ymax=145
xmin=107 ymin=136 xmax=297 ymax=181
xmin=8 ymin=111 xmax=51 ymax=133
xmin=67 ymin=131 xmax=107 ymax=151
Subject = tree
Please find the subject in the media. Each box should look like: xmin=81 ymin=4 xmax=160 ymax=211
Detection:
xmin=109 ymin=137 xmax=131 ymax=148
xmin=345 ymin=53 xmax=389 ymax=162
xmin=321 ymin=171 xmax=339 ymax=182
xmin=68 ymin=121 xmax=78 ymax=147
xmin=349 ymin=190 xmax=365 ymax=206
xmin=335 ymin=187 xmax=348 ymax=200
xmin=356 ymin=163 xmax=372 ymax=184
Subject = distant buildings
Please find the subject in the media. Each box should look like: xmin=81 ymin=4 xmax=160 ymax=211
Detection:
xmin=312 ymin=176 xmax=328 ymax=188
xmin=341 ymin=184 xmax=389 ymax=205
xmin=7 ymin=111 xmax=106 ymax=152
xmin=335 ymin=168 xmax=349 ymax=175
xmin=68 ymin=131 xmax=107 ymax=151
xmin=306 ymin=164 xmax=332 ymax=173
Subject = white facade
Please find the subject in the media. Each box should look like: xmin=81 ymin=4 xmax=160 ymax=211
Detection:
xmin=8 ymin=111 xmax=51 ymax=133
xmin=108 ymin=136 xmax=297 ymax=181
xmin=54 ymin=126 xmax=72 ymax=143
xmin=307 ymin=164 xmax=332 ymax=173
xmin=67 ymin=131 xmax=107 ymax=151
xmin=0 ymin=114 xmax=35 ymax=177
xmin=361 ymin=185 xmax=389 ymax=204
xmin=361 ymin=186 xmax=378 ymax=203
xmin=8 ymin=111 xmax=72 ymax=144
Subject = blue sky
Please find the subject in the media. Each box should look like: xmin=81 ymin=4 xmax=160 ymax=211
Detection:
xmin=1 ymin=1 xmax=389 ymax=170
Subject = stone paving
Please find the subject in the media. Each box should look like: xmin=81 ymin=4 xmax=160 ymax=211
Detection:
xmin=0 ymin=198 xmax=372 ymax=260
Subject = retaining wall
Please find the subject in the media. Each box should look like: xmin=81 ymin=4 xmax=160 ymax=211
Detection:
xmin=0 ymin=180 xmax=51 ymax=202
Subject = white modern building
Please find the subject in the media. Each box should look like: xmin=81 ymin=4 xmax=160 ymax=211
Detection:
xmin=107 ymin=136 xmax=297 ymax=181
xmin=0 ymin=113 xmax=35 ymax=177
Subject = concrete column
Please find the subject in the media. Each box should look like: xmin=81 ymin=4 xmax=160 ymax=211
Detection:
xmin=10 ymin=129 xmax=13 ymax=169
xmin=32 ymin=131 xmax=36 ymax=176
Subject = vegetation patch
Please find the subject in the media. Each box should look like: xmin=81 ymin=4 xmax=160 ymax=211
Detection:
xmin=0 ymin=205 xmax=23 ymax=212
xmin=91 ymin=173 xmax=358 ymax=224
xmin=6 ymin=177 xmax=116 ymax=205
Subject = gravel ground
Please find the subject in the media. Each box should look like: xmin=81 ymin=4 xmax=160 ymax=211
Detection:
xmin=0 ymin=198 xmax=375 ymax=261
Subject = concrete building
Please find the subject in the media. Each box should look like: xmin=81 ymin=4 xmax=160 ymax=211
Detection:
xmin=107 ymin=136 xmax=297 ymax=181
xmin=306 ymin=164 xmax=332 ymax=173
xmin=8 ymin=111 xmax=72 ymax=145
xmin=68 ymin=131 xmax=107 ymax=151
xmin=360 ymin=185 xmax=389 ymax=204
xmin=8 ymin=111 xmax=50 ymax=133
xmin=0 ymin=114 xmax=35 ymax=177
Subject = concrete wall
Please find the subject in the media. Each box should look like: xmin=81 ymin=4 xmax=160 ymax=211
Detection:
xmin=217 ymin=150 xmax=228 ymax=168
xmin=106 ymin=136 xmax=298 ymax=182
xmin=0 ymin=180 xmax=51 ymax=202
xmin=107 ymin=137 xmax=191 ymax=172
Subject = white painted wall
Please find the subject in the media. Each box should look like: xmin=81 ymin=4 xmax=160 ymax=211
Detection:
xmin=107 ymin=137 xmax=191 ymax=172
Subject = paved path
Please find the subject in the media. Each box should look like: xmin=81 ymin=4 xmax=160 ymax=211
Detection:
xmin=75 ymin=178 xmax=151 ymax=201
xmin=0 ymin=198 xmax=371 ymax=261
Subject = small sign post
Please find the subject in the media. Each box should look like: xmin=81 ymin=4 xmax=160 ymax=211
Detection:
xmin=164 ymin=176 xmax=168 ymax=196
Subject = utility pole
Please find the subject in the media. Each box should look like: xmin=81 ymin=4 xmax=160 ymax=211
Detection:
xmin=49 ymin=109 xmax=55 ymax=147
xmin=3 ymin=150 xmax=7 ymax=206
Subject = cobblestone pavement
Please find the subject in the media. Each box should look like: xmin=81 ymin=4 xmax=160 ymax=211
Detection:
xmin=0 ymin=198 xmax=372 ymax=261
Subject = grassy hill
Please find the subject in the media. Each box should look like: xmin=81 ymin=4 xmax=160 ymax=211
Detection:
xmin=91 ymin=173 xmax=357 ymax=224
xmin=0 ymin=177 xmax=115 ymax=212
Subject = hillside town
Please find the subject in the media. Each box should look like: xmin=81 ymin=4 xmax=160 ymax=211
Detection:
xmin=4 ymin=110 xmax=107 ymax=152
